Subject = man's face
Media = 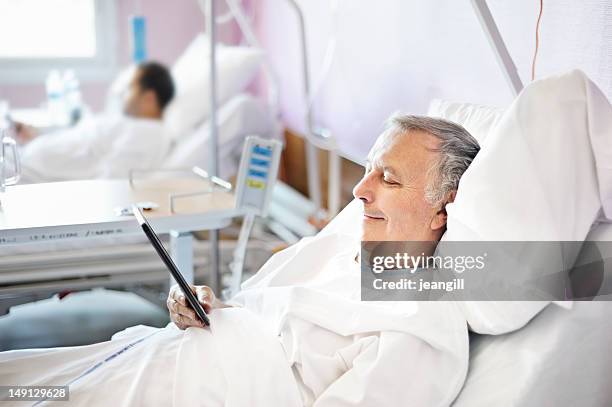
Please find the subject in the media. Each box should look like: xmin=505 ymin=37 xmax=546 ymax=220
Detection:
xmin=353 ymin=130 xmax=446 ymax=242
xmin=122 ymin=69 xmax=160 ymax=119
xmin=122 ymin=69 xmax=144 ymax=117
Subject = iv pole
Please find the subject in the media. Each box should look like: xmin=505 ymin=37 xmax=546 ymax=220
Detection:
xmin=471 ymin=0 xmax=524 ymax=96
xmin=286 ymin=0 xmax=341 ymax=217
xmin=208 ymin=0 xmax=222 ymax=293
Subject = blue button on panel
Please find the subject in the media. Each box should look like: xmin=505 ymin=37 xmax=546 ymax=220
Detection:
xmin=253 ymin=145 xmax=272 ymax=157
xmin=250 ymin=158 xmax=270 ymax=168
xmin=248 ymin=169 xmax=268 ymax=179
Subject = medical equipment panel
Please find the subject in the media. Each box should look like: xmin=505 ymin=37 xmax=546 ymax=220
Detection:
xmin=234 ymin=136 xmax=281 ymax=216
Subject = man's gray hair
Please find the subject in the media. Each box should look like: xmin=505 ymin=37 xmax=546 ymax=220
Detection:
xmin=385 ymin=114 xmax=480 ymax=207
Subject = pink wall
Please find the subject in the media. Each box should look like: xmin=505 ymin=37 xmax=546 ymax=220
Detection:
xmin=4 ymin=0 xmax=611 ymax=163
xmin=0 ymin=0 xmax=239 ymax=111
xmin=251 ymin=0 xmax=612 ymax=162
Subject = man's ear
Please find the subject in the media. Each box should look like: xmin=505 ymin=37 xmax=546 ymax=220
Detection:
xmin=142 ymin=90 xmax=162 ymax=117
xmin=143 ymin=90 xmax=158 ymax=106
xmin=430 ymin=190 xmax=457 ymax=231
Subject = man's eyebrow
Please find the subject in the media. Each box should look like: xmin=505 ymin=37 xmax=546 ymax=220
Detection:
xmin=365 ymin=160 xmax=399 ymax=174
xmin=383 ymin=166 xmax=399 ymax=175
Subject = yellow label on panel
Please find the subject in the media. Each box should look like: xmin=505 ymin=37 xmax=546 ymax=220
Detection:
xmin=247 ymin=179 xmax=265 ymax=189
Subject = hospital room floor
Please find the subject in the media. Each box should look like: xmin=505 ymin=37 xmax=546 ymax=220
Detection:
xmin=0 ymin=289 xmax=170 ymax=351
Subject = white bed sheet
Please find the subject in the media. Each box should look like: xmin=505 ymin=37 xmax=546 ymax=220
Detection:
xmin=0 ymin=308 xmax=303 ymax=407
xmin=454 ymin=301 xmax=612 ymax=406
xmin=454 ymin=222 xmax=612 ymax=406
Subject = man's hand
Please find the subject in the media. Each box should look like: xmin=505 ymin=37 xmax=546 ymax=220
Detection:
xmin=14 ymin=122 xmax=38 ymax=144
xmin=167 ymin=284 xmax=228 ymax=329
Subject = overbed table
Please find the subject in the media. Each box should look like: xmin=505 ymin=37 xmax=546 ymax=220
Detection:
xmin=0 ymin=178 xmax=241 ymax=311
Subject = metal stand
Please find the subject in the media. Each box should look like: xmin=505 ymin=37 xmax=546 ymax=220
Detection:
xmin=226 ymin=212 xmax=256 ymax=298
xmin=208 ymin=230 xmax=221 ymax=294
xmin=470 ymin=0 xmax=524 ymax=96
xmin=328 ymin=150 xmax=341 ymax=216
xmin=170 ymin=231 xmax=194 ymax=285
xmin=207 ymin=0 xmax=222 ymax=296
xmin=286 ymin=0 xmax=325 ymax=214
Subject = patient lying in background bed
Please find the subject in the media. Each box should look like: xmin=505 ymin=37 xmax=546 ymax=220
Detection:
xmin=14 ymin=62 xmax=175 ymax=183
xmin=0 ymin=115 xmax=480 ymax=406
xmin=12 ymin=33 xmax=269 ymax=184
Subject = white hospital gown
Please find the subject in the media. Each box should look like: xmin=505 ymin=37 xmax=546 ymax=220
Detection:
xmin=0 ymin=233 xmax=469 ymax=406
xmin=18 ymin=114 xmax=170 ymax=183
xmin=233 ymin=233 xmax=469 ymax=406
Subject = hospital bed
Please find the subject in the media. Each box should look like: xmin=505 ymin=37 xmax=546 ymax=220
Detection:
xmin=310 ymin=181 xmax=612 ymax=406
xmin=28 ymin=32 xmax=278 ymax=182
xmin=0 ymin=90 xmax=278 ymax=307
xmin=426 ymin=97 xmax=612 ymax=406
xmin=0 ymin=30 xmax=282 ymax=299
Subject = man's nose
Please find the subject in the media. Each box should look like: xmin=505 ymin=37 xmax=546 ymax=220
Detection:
xmin=353 ymin=174 xmax=374 ymax=204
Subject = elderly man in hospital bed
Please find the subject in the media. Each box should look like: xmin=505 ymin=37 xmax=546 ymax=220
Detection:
xmin=13 ymin=62 xmax=175 ymax=183
xmin=0 ymin=114 xmax=478 ymax=406
xmin=1 ymin=70 xmax=611 ymax=406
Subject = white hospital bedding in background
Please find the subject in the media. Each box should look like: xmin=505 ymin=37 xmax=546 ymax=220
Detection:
xmin=163 ymin=34 xmax=265 ymax=140
xmin=18 ymin=115 xmax=171 ymax=184
xmin=163 ymin=93 xmax=274 ymax=179
xmin=17 ymin=92 xmax=272 ymax=186
xmin=0 ymin=93 xmax=272 ymax=258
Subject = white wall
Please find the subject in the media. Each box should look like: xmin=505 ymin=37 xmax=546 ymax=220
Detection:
xmin=253 ymin=0 xmax=612 ymax=161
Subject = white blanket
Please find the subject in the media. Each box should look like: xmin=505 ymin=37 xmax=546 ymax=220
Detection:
xmin=0 ymin=310 xmax=300 ymax=406
xmin=233 ymin=233 xmax=468 ymax=406
xmin=18 ymin=115 xmax=170 ymax=183
xmin=0 ymin=233 xmax=469 ymax=406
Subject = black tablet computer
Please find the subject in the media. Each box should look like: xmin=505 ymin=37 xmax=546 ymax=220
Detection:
xmin=132 ymin=205 xmax=210 ymax=326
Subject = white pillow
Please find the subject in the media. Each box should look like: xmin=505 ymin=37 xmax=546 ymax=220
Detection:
xmin=163 ymin=34 xmax=264 ymax=141
xmin=427 ymin=99 xmax=505 ymax=145
xmin=163 ymin=94 xmax=272 ymax=179
xmin=441 ymin=70 xmax=612 ymax=334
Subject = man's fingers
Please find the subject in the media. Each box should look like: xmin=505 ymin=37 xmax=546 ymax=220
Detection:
xmin=168 ymin=285 xmax=214 ymax=329
xmin=169 ymin=285 xmax=181 ymax=302
xmin=196 ymin=286 xmax=215 ymax=312
xmin=172 ymin=314 xmax=185 ymax=330
xmin=168 ymin=285 xmax=205 ymax=329
xmin=169 ymin=284 xmax=192 ymax=306
xmin=173 ymin=312 xmax=204 ymax=329
xmin=167 ymin=296 xmax=190 ymax=318
xmin=173 ymin=301 xmax=195 ymax=320
xmin=196 ymin=288 xmax=209 ymax=305
xmin=170 ymin=298 xmax=206 ymax=325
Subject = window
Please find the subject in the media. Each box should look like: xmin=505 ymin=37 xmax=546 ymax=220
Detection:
xmin=0 ymin=0 xmax=117 ymax=83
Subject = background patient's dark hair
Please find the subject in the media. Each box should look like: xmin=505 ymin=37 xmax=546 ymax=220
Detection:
xmin=137 ymin=61 xmax=175 ymax=112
